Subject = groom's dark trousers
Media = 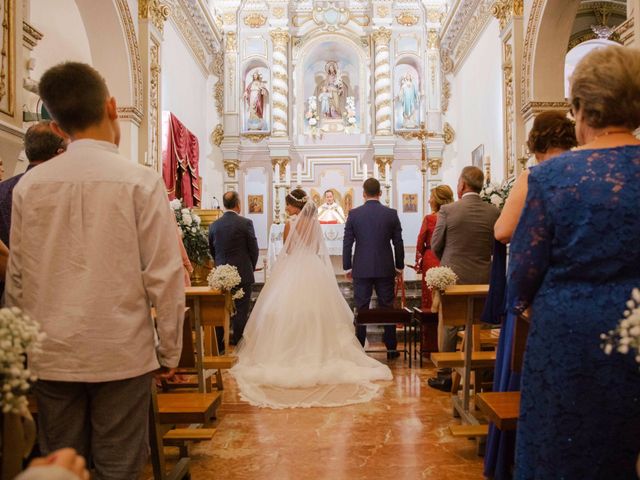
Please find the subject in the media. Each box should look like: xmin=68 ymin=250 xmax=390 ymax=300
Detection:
xmin=354 ymin=276 xmax=397 ymax=350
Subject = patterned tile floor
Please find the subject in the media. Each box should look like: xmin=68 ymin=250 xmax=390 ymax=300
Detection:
xmin=145 ymin=348 xmax=485 ymax=480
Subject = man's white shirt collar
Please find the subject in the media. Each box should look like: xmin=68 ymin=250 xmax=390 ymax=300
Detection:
xmin=462 ymin=192 xmax=480 ymax=198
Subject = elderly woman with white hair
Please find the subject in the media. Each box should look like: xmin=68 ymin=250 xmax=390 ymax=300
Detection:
xmin=507 ymin=45 xmax=640 ymax=479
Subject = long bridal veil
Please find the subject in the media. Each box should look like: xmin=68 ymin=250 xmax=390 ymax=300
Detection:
xmin=231 ymin=200 xmax=392 ymax=408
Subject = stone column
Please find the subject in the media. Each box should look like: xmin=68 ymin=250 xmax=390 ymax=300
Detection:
xmin=270 ymin=29 xmax=290 ymax=137
xmin=373 ymin=27 xmax=392 ymax=136
xmin=139 ymin=0 xmax=169 ymax=170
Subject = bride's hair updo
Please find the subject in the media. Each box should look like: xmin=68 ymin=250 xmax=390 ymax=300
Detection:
xmin=285 ymin=188 xmax=308 ymax=210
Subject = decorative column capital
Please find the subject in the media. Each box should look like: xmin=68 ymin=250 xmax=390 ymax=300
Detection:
xmin=223 ymin=159 xmax=239 ymax=178
xmin=139 ymin=0 xmax=170 ymax=34
xmin=491 ymin=0 xmax=523 ymax=31
xmin=270 ymin=29 xmax=290 ymax=46
xmin=427 ymin=157 xmax=443 ymax=176
xmin=225 ymin=32 xmax=237 ymax=52
xmin=372 ymin=27 xmax=392 ymax=45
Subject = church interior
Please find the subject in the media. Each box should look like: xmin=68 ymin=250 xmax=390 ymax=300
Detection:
xmin=1 ymin=0 xmax=639 ymax=479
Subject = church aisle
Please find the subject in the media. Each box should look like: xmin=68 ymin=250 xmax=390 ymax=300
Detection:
xmin=152 ymin=349 xmax=484 ymax=480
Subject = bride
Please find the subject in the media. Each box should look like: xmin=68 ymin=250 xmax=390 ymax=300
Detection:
xmin=231 ymin=189 xmax=392 ymax=408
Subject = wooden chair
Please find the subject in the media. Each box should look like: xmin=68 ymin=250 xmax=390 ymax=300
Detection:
xmin=354 ymin=307 xmax=413 ymax=366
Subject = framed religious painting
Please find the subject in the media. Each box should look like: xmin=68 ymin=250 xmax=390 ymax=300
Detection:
xmin=247 ymin=195 xmax=263 ymax=214
xmin=402 ymin=194 xmax=418 ymax=213
xmin=472 ymin=144 xmax=484 ymax=169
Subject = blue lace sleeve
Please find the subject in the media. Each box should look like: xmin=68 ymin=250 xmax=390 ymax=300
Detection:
xmin=507 ymin=171 xmax=553 ymax=314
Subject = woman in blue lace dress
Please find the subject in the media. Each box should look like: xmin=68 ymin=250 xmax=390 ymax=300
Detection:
xmin=509 ymin=45 xmax=640 ymax=479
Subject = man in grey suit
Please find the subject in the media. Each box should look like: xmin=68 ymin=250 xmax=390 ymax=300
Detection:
xmin=428 ymin=166 xmax=499 ymax=390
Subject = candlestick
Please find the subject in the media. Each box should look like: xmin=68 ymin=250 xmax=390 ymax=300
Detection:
xmin=285 ymin=164 xmax=291 ymax=184
xmin=384 ymin=163 xmax=390 ymax=183
xmin=373 ymin=163 xmax=379 ymax=180
xmin=296 ymin=163 xmax=302 ymax=186
xmin=363 ymin=164 xmax=368 ymax=179
xmin=275 ymin=163 xmax=280 ymax=183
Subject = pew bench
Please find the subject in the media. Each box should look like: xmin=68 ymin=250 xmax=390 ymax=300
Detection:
xmin=163 ymin=428 xmax=216 ymax=457
xmin=430 ymin=351 xmax=497 ymax=369
xmin=476 ymin=392 xmax=520 ymax=431
xmin=449 ymin=423 xmax=489 ymax=438
xmin=157 ymin=392 xmax=222 ymax=426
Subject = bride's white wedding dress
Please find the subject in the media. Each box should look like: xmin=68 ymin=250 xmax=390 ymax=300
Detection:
xmin=230 ymin=201 xmax=392 ymax=408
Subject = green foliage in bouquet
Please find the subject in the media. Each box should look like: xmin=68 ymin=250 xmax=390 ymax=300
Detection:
xmin=170 ymin=199 xmax=211 ymax=266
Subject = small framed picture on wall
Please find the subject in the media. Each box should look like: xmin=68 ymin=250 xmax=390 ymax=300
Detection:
xmin=472 ymin=144 xmax=484 ymax=169
xmin=402 ymin=193 xmax=418 ymax=213
xmin=248 ymin=194 xmax=263 ymax=214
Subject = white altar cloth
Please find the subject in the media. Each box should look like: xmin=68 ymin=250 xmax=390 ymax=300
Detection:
xmin=267 ymin=223 xmax=345 ymax=267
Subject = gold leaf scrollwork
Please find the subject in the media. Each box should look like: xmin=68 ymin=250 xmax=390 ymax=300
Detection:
xmin=377 ymin=6 xmax=389 ymax=17
xmin=428 ymin=157 xmax=443 ymax=176
xmin=491 ymin=0 xmax=522 ymax=31
xmin=443 ymin=122 xmax=455 ymax=145
xmin=225 ymin=32 xmax=237 ymax=52
xmin=440 ymin=50 xmax=453 ymax=74
xmin=139 ymin=0 xmax=170 ymax=34
xmin=212 ymin=124 xmax=224 ymax=147
xmin=223 ymin=159 xmax=239 ymax=178
xmin=272 ymin=7 xmax=285 ymax=19
xmin=427 ymin=29 xmax=439 ymax=49
xmin=396 ymin=12 xmax=419 ymax=26
xmin=244 ymin=13 xmax=267 ymax=28
xmin=372 ymin=27 xmax=392 ymax=44
xmin=242 ymin=133 xmax=269 ymax=143
xmin=214 ymin=81 xmax=224 ymax=116
xmin=223 ymin=12 xmax=235 ymax=25
xmin=270 ymin=29 xmax=290 ymax=46
xmin=441 ymin=78 xmax=451 ymax=113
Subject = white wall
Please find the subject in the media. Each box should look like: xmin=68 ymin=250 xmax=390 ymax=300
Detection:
xmin=161 ymin=20 xmax=218 ymax=206
xmin=442 ymin=19 xmax=505 ymax=189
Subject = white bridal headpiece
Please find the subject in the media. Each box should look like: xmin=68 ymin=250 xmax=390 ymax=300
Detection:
xmin=287 ymin=192 xmax=308 ymax=203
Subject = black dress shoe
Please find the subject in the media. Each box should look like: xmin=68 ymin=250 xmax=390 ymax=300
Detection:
xmin=387 ymin=351 xmax=401 ymax=360
xmin=427 ymin=376 xmax=452 ymax=392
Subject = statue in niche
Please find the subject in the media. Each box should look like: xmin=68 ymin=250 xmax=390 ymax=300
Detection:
xmin=396 ymin=72 xmax=420 ymax=129
xmin=244 ymin=71 xmax=269 ymax=131
xmin=315 ymin=61 xmax=350 ymax=119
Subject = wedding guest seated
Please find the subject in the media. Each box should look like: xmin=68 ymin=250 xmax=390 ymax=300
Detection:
xmin=318 ymin=189 xmax=346 ymax=224
xmin=428 ymin=167 xmax=499 ymax=391
xmin=483 ymin=111 xmax=577 ymax=479
xmin=494 ymin=111 xmax=577 ymax=243
xmin=508 ymin=45 xmax=640 ymax=479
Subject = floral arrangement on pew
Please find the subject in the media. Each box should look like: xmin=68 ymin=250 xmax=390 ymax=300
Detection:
xmin=601 ymin=288 xmax=640 ymax=363
xmin=480 ymin=176 xmax=516 ymax=210
xmin=425 ymin=266 xmax=458 ymax=313
xmin=207 ymin=264 xmax=245 ymax=301
xmin=0 ymin=308 xmax=43 ymax=415
xmin=170 ymin=199 xmax=211 ymax=266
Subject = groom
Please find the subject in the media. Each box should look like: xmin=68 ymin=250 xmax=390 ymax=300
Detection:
xmin=343 ymin=178 xmax=404 ymax=358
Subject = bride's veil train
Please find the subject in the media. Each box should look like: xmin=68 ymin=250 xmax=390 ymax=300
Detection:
xmin=231 ymin=199 xmax=392 ymax=408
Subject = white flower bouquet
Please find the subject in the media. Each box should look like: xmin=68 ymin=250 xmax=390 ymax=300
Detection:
xmin=170 ymin=199 xmax=210 ymax=266
xmin=601 ymin=288 xmax=640 ymax=363
xmin=480 ymin=177 xmax=516 ymax=210
xmin=207 ymin=264 xmax=244 ymax=300
xmin=0 ymin=308 xmax=43 ymax=415
xmin=425 ymin=266 xmax=459 ymax=291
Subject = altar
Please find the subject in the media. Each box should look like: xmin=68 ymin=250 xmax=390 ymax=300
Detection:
xmin=267 ymin=223 xmax=346 ymax=272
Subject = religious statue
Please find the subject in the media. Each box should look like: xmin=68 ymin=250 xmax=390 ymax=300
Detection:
xmin=396 ymin=73 xmax=419 ymax=129
xmin=318 ymin=190 xmax=346 ymax=224
xmin=315 ymin=61 xmax=350 ymax=120
xmin=244 ymin=71 xmax=268 ymax=131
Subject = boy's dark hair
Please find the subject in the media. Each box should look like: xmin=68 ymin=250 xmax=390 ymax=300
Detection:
xmin=38 ymin=62 xmax=109 ymax=134
xmin=363 ymin=178 xmax=381 ymax=197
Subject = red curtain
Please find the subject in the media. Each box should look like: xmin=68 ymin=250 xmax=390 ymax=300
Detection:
xmin=162 ymin=113 xmax=200 ymax=207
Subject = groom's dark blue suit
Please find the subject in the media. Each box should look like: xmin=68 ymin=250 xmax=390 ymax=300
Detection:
xmin=343 ymin=199 xmax=404 ymax=350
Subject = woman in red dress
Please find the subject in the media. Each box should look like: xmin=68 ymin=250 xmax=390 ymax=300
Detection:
xmin=415 ymin=185 xmax=454 ymax=310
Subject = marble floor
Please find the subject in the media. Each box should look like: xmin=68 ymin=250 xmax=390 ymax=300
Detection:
xmin=149 ymin=350 xmax=485 ymax=480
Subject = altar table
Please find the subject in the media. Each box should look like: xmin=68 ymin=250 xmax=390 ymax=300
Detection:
xmin=267 ymin=222 xmax=346 ymax=267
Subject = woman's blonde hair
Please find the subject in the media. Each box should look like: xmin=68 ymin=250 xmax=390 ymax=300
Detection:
xmin=570 ymin=45 xmax=640 ymax=131
xmin=430 ymin=185 xmax=454 ymax=213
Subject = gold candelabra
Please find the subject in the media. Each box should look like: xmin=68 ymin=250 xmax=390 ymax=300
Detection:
xmin=406 ymin=122 xmax=438 ymax=214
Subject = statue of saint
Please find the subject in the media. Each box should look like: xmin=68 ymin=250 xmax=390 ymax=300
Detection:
xmin=397 ymin=73 xmax=419 ymax=129
xmin=316 ymin=61 xmax=349 ymax=119
xmin=244 ymin=71 xmax=268 ymax=130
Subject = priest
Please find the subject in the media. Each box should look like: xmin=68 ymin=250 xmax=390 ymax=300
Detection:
xmin=318 ymin=189 xmax=346 ymax=224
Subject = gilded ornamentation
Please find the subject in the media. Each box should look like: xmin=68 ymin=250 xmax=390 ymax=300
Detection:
xmin=244 ymin=13 xmax=267 ymax=28
xmin=211 ymin=49 xmax=224 ymax=77
xmin=521 ymin=100 xmax=569 ymax=121
xmin=426 ymin=8 xmax=442 ymax=23
xmin=272 ymin=7 xmax=285 ymax=19
xmin=167 ymin=0 xmax=214 ymax=73
xmin=223 ymin=159 xmax=239 ymax=178
xmin=614 ymin=18 xmax=634 ymax=46
xmin=349 ymin=13 xmax=370 ymax=27
xmin=427 ymin=157 xmax=443 ymax=176
xmin=0 ymin=0 xmax=14 ymax=116
xmin=372 ymin=27 xmax=392 ymax=44
xmin=139 ymin=0 xmax=170 ymax=34
xmin=115 ymin=0 xmax=143 ymax=119
xmin=375 ymin=156 xmax=393 ymax=180
xmin=427 ymin=29 xmax=439 ymax=49
xmin=242 ymin=132 xmax=269 ymax=143
xmin=270 ymin=29 xmax=289 ymax=137
xmin=226 ymin=32 xmax=237 ymax=52
xmin=373 ymin=28 xmax=392 ymax=135
xmin=212 ymin=124 xmax=224 ymax=147
xmin=502 ymin=43 xmax=515 ymax=177
xmin=223 ymin=12 xmax=235 ymax=25
xmin=377 ymin=6 xmax=389 ymax=17
xmin=441 ymin=78 xmax=451 ymax=113
xmin=521 ymin=0 xmax=544 ymax=111
xmin=214 ymin=80 xmax=224 ymax=116
xmin=148 ymin=42 xmax=161 ymax=170
xmin=440 ymin=50 xmax=453 ymax=74
xmin=396 ymin=12 xmax=419 ymax=26
xmin=491 ymin=0 xmax=523 ymax=31
xmin=443 ymin=122 xmax=455 ymax=145
xmin=271 ymin=157 xmax=289 ymax=182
